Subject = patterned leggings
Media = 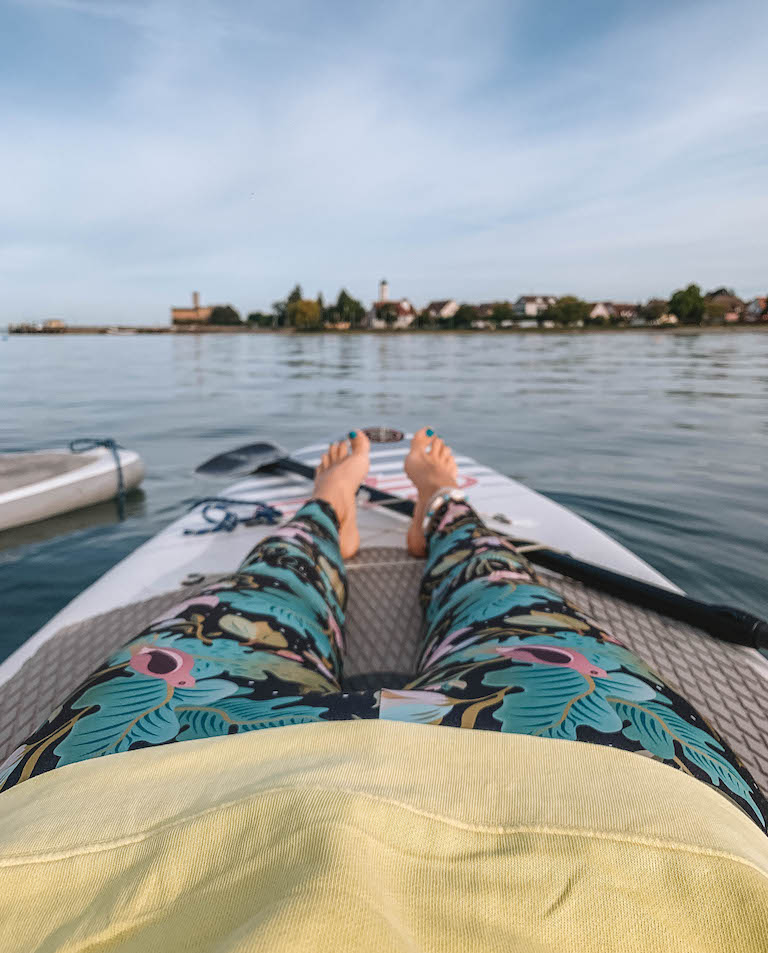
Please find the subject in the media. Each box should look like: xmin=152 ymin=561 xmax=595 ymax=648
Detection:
xmin=2 ymin=499 xmax=765 ymax=831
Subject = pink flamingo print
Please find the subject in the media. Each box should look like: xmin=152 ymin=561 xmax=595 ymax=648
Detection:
xmin=495 ymin=643 xmax=607 ymax=678
xmin=129 ymin=646 xmax=197 ymax=688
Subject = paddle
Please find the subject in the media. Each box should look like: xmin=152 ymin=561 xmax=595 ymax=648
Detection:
xmin=196 ymin=440 xmax=416 ymax=516
xmin=195 ymin=441 xmax=768 ymax=651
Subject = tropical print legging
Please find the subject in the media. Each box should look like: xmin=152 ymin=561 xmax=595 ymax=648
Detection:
xmin=1 ymin=498 xmax=765 ymax=831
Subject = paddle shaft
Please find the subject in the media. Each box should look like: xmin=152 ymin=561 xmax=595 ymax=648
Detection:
xmin=262 ymin=457 xmax=768 ymax=651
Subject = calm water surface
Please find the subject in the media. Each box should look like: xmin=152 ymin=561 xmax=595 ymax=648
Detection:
xmin=1 ymin=331 xmax=767 ymax=661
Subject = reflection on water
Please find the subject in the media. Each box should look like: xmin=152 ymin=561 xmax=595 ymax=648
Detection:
xmin=0 ymin=491 xmax=146 ymax=553
xmin=1 ymin=330 xmax=767 ymax=659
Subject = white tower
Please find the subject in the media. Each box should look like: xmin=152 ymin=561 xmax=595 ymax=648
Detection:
xmin=379 ymin=279 xmax=389 ymax=302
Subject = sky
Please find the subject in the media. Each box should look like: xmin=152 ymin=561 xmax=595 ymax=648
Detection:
xmin=1 ymin=0 xmax=767 ymax=324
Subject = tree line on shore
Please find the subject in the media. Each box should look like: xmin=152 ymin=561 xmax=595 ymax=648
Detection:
xmin=206 ymin=283 xmax=767 ymax=329
xmin=207 ymin=286 xmax=364 ymax=329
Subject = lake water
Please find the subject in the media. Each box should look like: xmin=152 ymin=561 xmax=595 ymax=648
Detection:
xmin=1 ymin=330 xmax=767 ymax=661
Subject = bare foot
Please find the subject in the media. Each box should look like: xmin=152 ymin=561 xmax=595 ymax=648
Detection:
xmin=404 ymin=428 xmax=459 ymax=557
xmin=313 ymin=430 xmax=370 ymax=559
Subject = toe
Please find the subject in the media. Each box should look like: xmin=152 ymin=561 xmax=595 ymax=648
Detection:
xmin=320 ymin=452 xmax=330 ymax=470
xmin=337 ymin=441 xmax=349 ymax=461
xmin=349 ymin=429 xmax=370 ymax=456
xmin=431 ymin=437 xmax=445 ymax=455
xmin=410 ymin=427 xmax=434 ymax=452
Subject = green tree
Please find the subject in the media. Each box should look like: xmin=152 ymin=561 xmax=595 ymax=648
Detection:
xmin=451 ymin=304 xmax=477 ymax=328
xmin=272 ymin=285 xmax=304 ymax=327
xmin=209 ymin=305 xmax=242 ymax=326
xmin=544 ymin=296 xmax=591 ymax=326
xmin=289 ymin=298 xmax=322 ymax=330
xmin=327 ymin=289 xmax=365 ymax=327
xmin=246 ymin=311 xmax=273 ymax=327
xmin=668 ymin=284 xmax=705 ymax=325
xmin=491 ymin=302 xmax=514 ymax=325
xmin=416 ymin=306 xmax=435 ymax=328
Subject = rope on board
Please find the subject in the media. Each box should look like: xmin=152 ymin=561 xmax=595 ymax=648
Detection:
xmin=183 ymin=498 xmax=283 ymax=535
xmin=69 ymin=437 xmax=127 ymax=520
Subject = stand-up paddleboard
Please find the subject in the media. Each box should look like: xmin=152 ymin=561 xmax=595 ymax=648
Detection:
xmin=0 ymin=444 xmax=143 ymax=531
xmin=1 ymin=427 xmax=676 ymax=659
xmin=1 ymin=427 xmax=767 ymax=792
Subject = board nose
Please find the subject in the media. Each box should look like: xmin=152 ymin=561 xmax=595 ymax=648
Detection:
xmin=361 ymin=427 xmax=405 ymax=444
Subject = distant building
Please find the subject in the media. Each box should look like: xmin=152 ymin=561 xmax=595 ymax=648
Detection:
xmin=363 ymin=279 xmax=417 ymax=329
xmin=589 ymin=302 xmax=639 ymax=322
xmin=42 ymin=319 xmax=67 ymax=331
xmin=704 ymin=291 xmax=744 ymax=324
xmin=744 ymin=297 xmax=767 ymax=322
xmin=171 ymin=291 xmax=214 ymax=326
xmin=513 ymin=295 xmax=557 ymax=317
xmin=611 ymin=303 xmax=639 ymax=321
xmin=588 ymin=302 xmax=614 ymax=321
xmin=655 ymin=313 xmax=679 ymax=326
xmin=423 ymin=299 xmax=459 ymax=321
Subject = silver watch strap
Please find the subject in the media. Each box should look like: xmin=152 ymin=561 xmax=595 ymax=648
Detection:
xmin=425 ymin=486 xmax=466 ymax=519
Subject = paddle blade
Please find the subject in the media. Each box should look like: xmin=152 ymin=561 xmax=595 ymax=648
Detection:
xmin=195 ymin=441 xmax=289 ymax=478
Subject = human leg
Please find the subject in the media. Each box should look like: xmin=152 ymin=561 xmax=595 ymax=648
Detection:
xmin=0 ymin=433 xmax=374 ymax=791
xmin=379 ymin=432 xmax=768 ymax=831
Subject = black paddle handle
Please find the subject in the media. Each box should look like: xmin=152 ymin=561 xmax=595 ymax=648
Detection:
xmin=264 ymin=458 xmax=768 ymax=651
xmin=527 ymin=550 xmax=768 ymax=651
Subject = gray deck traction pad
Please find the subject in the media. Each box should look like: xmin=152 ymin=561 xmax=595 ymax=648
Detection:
xmin=1 ymin=547 xmax=766 ymax=795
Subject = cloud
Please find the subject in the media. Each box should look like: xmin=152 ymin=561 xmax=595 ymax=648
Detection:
xmin=1 ymin=0 xmax=767 ymax=323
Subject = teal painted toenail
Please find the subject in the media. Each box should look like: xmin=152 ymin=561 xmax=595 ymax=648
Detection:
xmin=349 ymin=431 xmax=357 ymax=438
xmin=426 ymin=428 xmax=434 ymax=436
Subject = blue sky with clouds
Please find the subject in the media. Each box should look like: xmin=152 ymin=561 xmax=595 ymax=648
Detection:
xmin=1 ymin=0 xmax=766 ymax=323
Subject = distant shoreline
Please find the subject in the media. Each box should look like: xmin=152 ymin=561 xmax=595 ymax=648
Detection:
xmin=6 ymin=323 xmax=768 ymax=336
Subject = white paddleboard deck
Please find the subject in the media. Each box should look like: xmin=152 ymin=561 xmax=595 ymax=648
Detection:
xmin=0 ymin=431 xmax=679 ymax=685
xmin=0 ymin=446 xmax=143 ymax=532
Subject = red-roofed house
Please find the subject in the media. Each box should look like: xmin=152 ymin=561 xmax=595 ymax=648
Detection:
xmin=364 ymin=280 xmax=417 ymax=329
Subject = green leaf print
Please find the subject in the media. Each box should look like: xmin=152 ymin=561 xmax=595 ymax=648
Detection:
xmin=177 ymin=695 xmax=327 ymax=739
xmin=54 ymin=675 xmax=175 ymax=764
xmin=613 ymin=699 xmax=764 ymax=822
xmin=53 ymin=673 xmax=239 ymax=766
xmin=483 ymin=662 xmax=655 ymax=740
